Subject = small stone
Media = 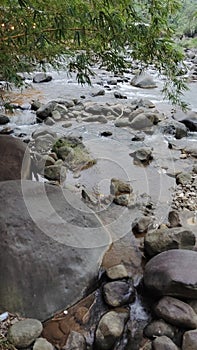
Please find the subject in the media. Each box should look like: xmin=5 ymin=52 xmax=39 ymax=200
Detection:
xmin=63 ymin=331 xmax=86 ymax=350
xmin=95 ymin=310 xmax=129 ymax=349
xmin=7 ymin=318 xmax=43 ymax=348
xmin=44 ymin=165 xmax=67 ymax=182
xmin=44 ymin=117 xmax=55 ymax=126
xmin=103 ymin=281 xmax=135 ymax=307
xmin=182 ymin=329 xmax=197 ymax=350
xmin=152 ymin=335 xmax=179 ymax=350
xmin=62 ymin=122 xmax=72 ymax=128
xmin=0 ymin=115 xmax=10 ymax=125
xmin=132 ymin=216 xmax=152 ymax=235
xmin=144 ymin=319 xmax=176 ymax=340
xmin=91 ymin=89 xmax=105 ymax=97
xmin=106 ymin=264 xmax=128 ymax=280
xmin=33 ymin=73 xmax=52 ymax=83
xmin=33 ymin=337 xmax=54 ymax=350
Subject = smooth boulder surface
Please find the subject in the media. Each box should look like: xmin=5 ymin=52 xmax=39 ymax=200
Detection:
xmin=182 ymin=329 xmax=197 ymax=350
xmin=144 ymin=249 xmax=197 ymax=299
xmin=154 ymin=296 xmax=197 ymax=329
xmin=7 ymin=319 xmax=43 ymax=348
xmin=0 ymin=180 xmax=110 ymax=320
xmin=0 ymin=135 xmax=31 ymax=180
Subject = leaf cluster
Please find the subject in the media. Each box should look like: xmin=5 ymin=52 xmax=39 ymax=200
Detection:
xmin=0 ymin=0 xmax=189 ymax=108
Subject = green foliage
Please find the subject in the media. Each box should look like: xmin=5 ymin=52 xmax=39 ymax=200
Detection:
xmin=0 ymin=0 xmax=189 ymax=108
xmin=174 ymin=0 xmax=197 ymax=37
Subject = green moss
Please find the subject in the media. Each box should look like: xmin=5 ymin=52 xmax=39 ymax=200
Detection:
xmin=52 ymin=137 xmax=96 ymax=172
xmin=0 ymin=337 xmax=16 ymax=350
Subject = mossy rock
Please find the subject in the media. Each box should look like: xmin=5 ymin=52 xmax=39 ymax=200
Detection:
xmin=52 ymin=136 xmax=96 ymax=172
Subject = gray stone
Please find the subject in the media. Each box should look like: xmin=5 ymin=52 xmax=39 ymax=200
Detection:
xmin=51 ymin=110 xmax=62 ymax=121
xmin=106 ymin=264 xmax=128 ymax=280
xmin=44 ymin=117 xmax=55 ymax=126
xmin=36 ymin=102 xmax=56 ymax=121
xmin=0 ymin=135 xmax=31 ymax=181
xmin=132 ymin=216 xmax=152 ymax=235
xmin=182 ymin=329 xmax=197 ymax=350
xmin=130 ymin=72 xmax=157 ymax=89
xmin=62 ymin=122 xmax=72 ymax=128
xmin=176 ymin=172 xmax=193 ymax=185
xmin=63 ymin=331 xmax=86 ymax=350
xmin=154 ymin=296 xmax=197 ymax=328
xmin=0 ymin=114 xmax=10 ymax=125
xmin=7 ymin=319 xmax=43 ymax=348
xmin=33 ymin=337 xmax=54 ymax=350
xmin=103 ymin=281 xmax=135 ymax=307
xmin=115 ymin=119 xmax=131 ymax=127
xmin=44 ymin=164 xmax=67 ymax=182
xmin=159 ymin=120 xmax=187 ymax=139
xmin=32 ymin=127 xmax=57 ymax=140
xmin=56 ymin=146 xmax=74 ymax=161
xmin=130 ymin=113 xmax=154 ymax=129
xmin=82 ymin=115 xmax=108 ymax=123
xmin=144 ymin=228 xmax=196 ymax=257
xmin=131 ymin=147 xmax=153 ymax=164
xmin=168 ymin=210 xmax=181 ymax=227
xmin=144 ymin=319 xmax=176 ymax=340
xmin=144 ymin=249 xmax=197 ymax=299
xmin=33 ymin=73 xmax=52 ymax=83
xmin=0 ymin=180 xmax=110 ymax=320
xmin=92 ymin=89 xmax=105 ymax=97
xmin=31 ymin=100 xmax=42 ymax=111
xmin=110 ymin=178 xmax=133 ymax=207
xmin=84 ymin=104 xmax=111 ymax=116
xmin=152 ymin=335 xmax=179 ymax=350
xmin=34 ymin=134 xmax=56 ymax=152
xmin=95 ymin=310 xmax=129 ymax=349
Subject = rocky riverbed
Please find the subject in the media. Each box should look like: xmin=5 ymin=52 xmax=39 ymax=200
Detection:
xmin=0 ymin=50 xmax=197 ymax=350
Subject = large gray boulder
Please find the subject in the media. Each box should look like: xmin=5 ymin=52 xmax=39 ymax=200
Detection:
xmin=0 ymin=180 xmax=110 ymax=320
xmin=144 ymin=249 xmax=197 ymax=299
xmin=130 ymin=72 xmax=157 ymax=89
xmin=0 ymin=135 xmax=31 ymax=181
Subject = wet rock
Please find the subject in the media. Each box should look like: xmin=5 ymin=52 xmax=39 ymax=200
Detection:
xmin=130 ymin=113 xmax=154 ymax=129
xmin=91 ymin=89 xmax=105 ymax=97
xmin=176 ymin=172 xmax=192 ymax=185
xmin=36 ymin=101 xmax=56 ymax=121
xmin=130 ymin=72 xmax=157 ymax=89
xmin=51 ymin=110 xmax=62 ymax=121
xmin=144 ymin=249 xmax=197 ymax=299
xmin=110 ymin=178 xmax=133 ymax=206
xmin=7 ymin=319 xmax=43 ymax=348
xmin=31 ymin=100 xmax=42 ymax=111
xmin=95 ymin=309 xmax=129 ymax=349
xmin=138 ymin=99 xmax=155 ymax=109
xmin=132 ymin=216 xmax=153 ymax=235
xmin=130 ymin=147 xmax=153 ymax=165
xmin=159 ymin=120 xmax=187 ymax=139
xmin=115 ymin=118 xmax=131 ymax=127
xmin=62 ymin=121 xmax=72 ymax=128
xmin=144 ymin=319 xmax=176 ymax=340
xmin=114 ymin=91 xmax=127 ymax=99
xmin=33 ymin=73 xmax=52 ymax=83
xmin=33 ymin=337 xmax=54 ymax=350
xmin=152 ymin=335 xmax=179 ymax=350
xmin=182 ymin=329 xmax=197 ymax=350
xmin=0 ymin=127 xmax=14 ymax=134
xmin=100 ymin=131 xmax=113 ymax=137
xmin=107 ymin=79 xmax=117 ymax=85
xmin=56 ymin=146 xmax=74 ymax=161
xmin=0 ymin=180 xmax=110 ymax=320
xmin=144 ymin=228 xmax=195 ymax=257
xmin=44 ymin=164 xmax=67 ymax=182
xmin=154 ymin=296 xmax=197 ymax=329
xmin=32 ymin=127 xmax=57 ymax=140
xmin=82 ymin=115 xmax=108 ymax=123
xmin=54 ymin=104 xmax=68 ymax=117
xmin=44 ymin=117 xmax=55 ymax=126
xmin=106 ymin=264 xmax=128 ymax=280
xmin=168 ymin=210 xmax=181 ymax=227
xmin=84 ymin=103 xmax=111 ymax=116
xmin=63 ymin=331 xmax=86 ymax=350
xmin=0 ymin=114 xmax=10 ymax=124
xmin=103 ymin=280 xmax=135 ymax=307
xmin=0 ymin=135 xmax=31 ymax=181
xmin=34 ymin=134 xmax=56 ymax=152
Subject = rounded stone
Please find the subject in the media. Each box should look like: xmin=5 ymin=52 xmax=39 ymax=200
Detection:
xmin=0 ymin=115 xmax=10 ymax=125
xmin=33 ymin=337 xmax=54 ymax=350
xmin=103 ymin=281 xmax=135 ymax=307
xmin=7 ymin=318 xmax=43 ymax=348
